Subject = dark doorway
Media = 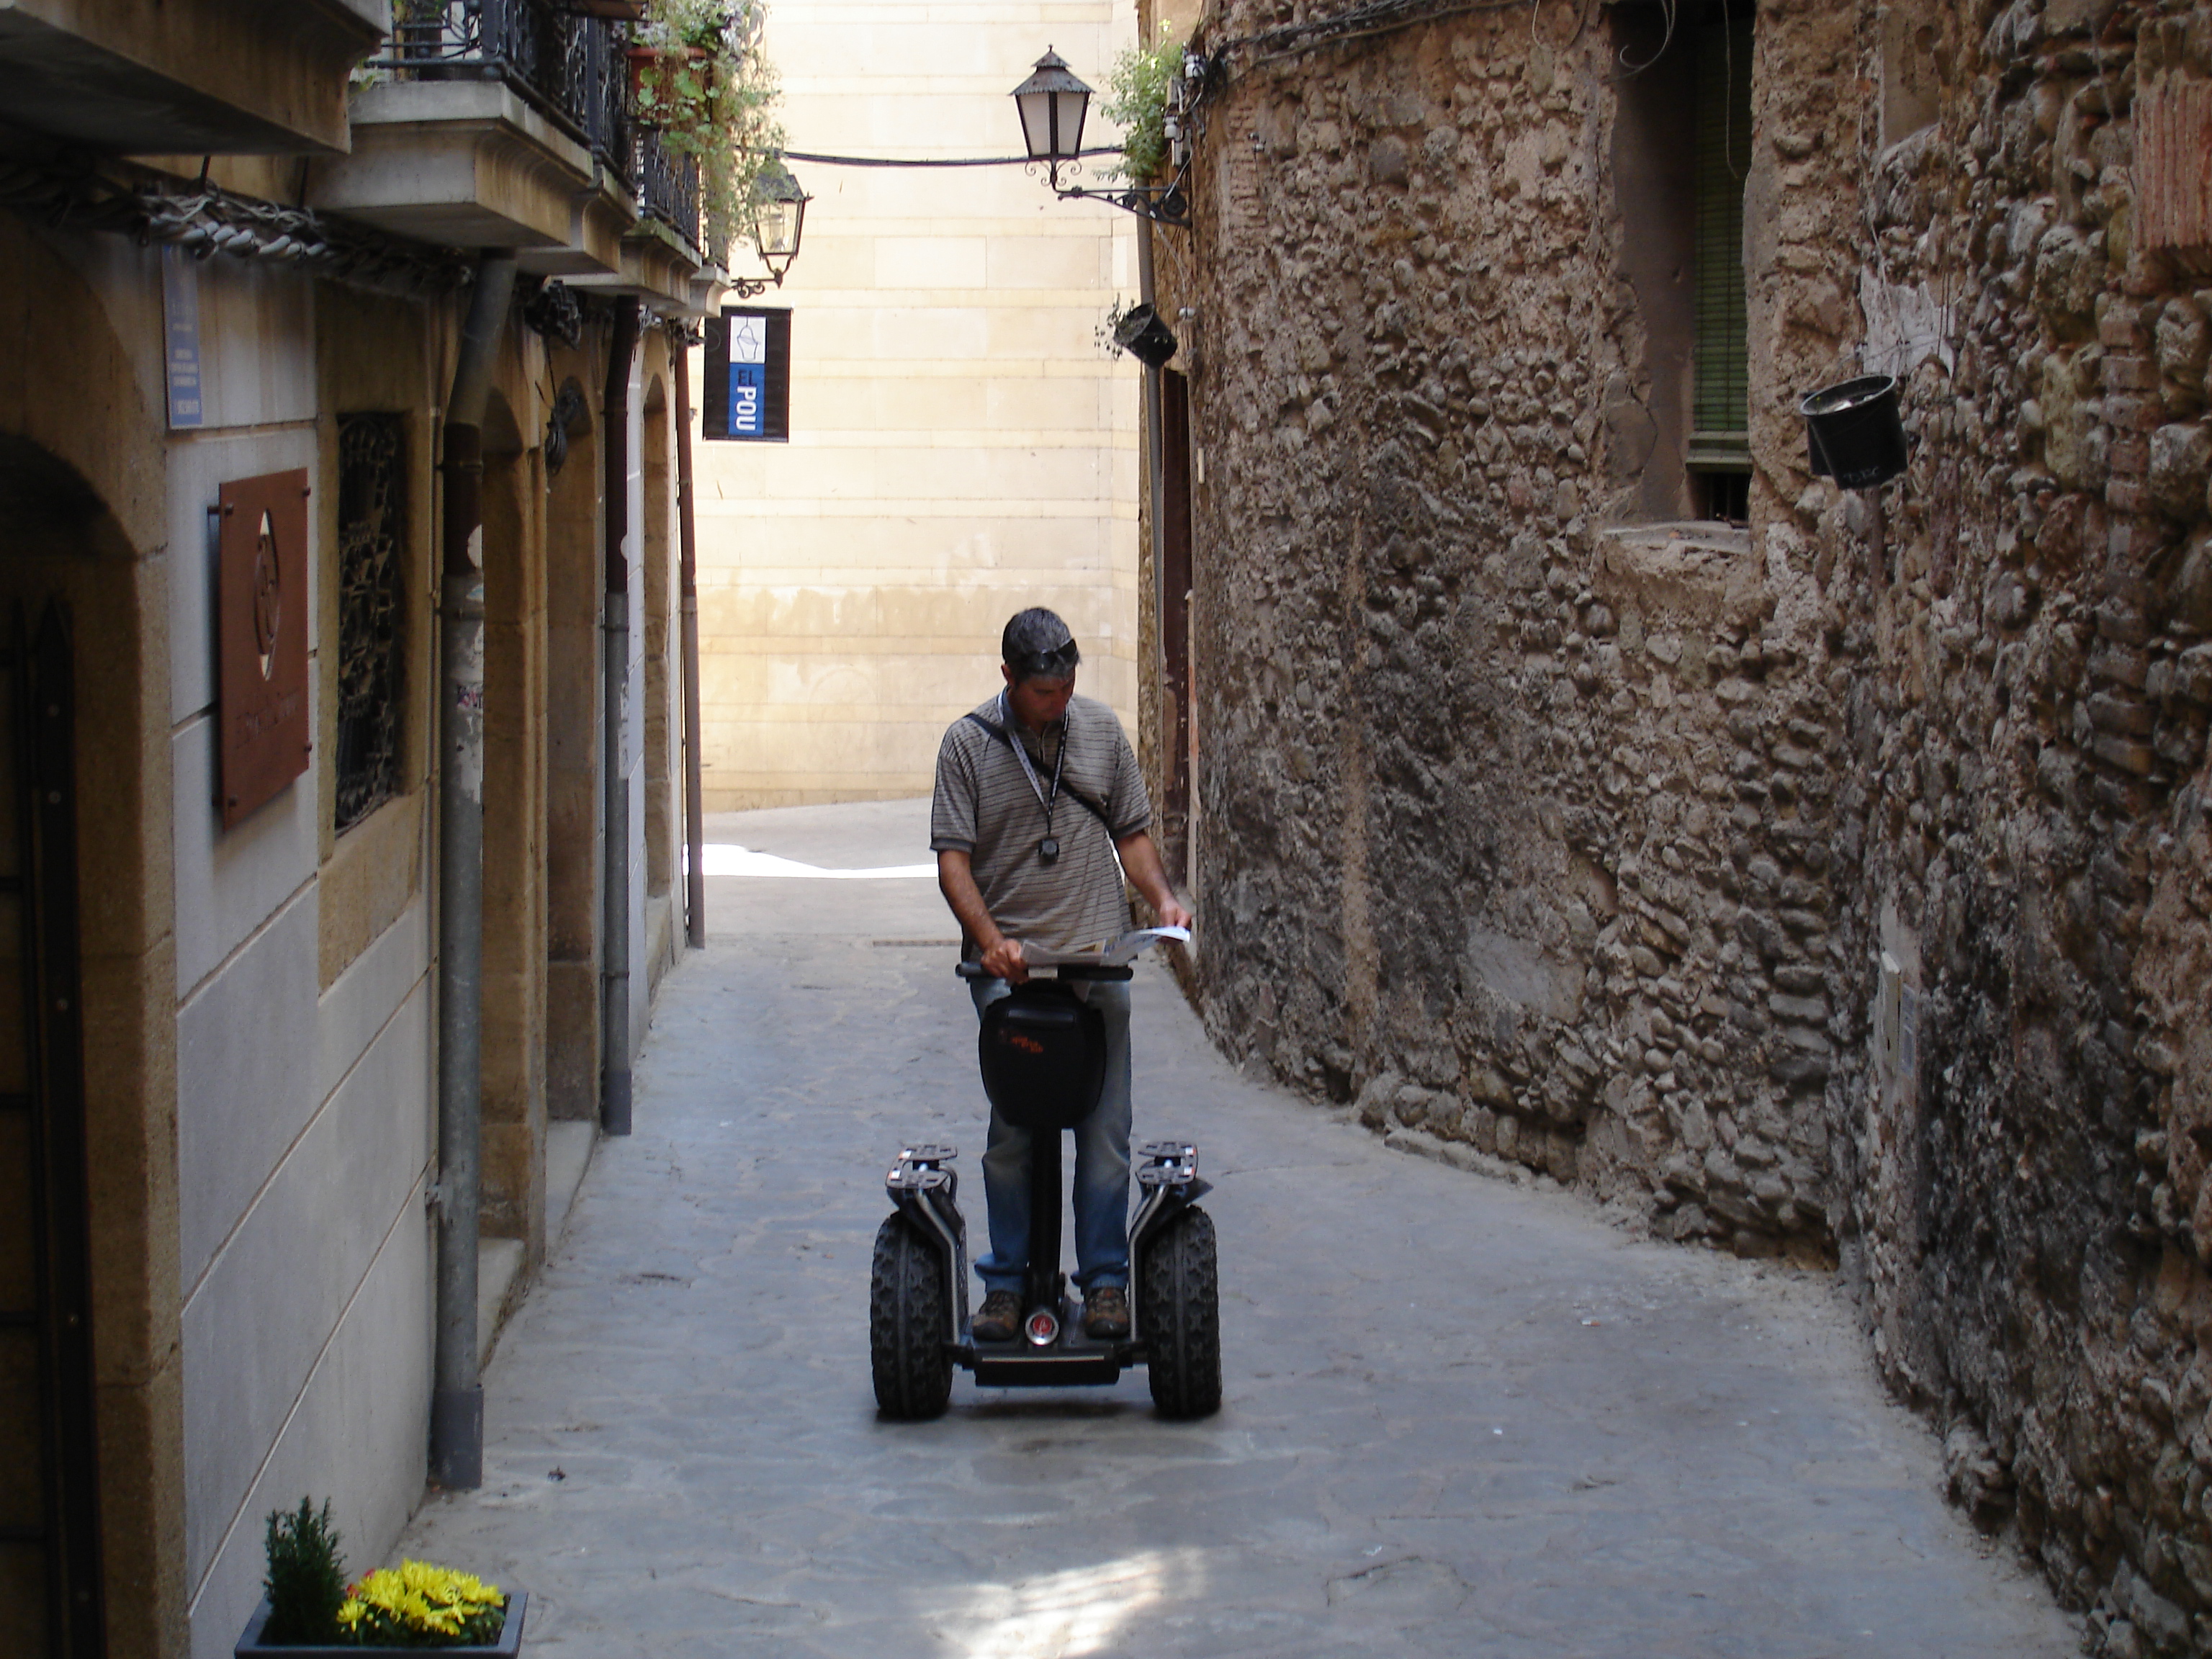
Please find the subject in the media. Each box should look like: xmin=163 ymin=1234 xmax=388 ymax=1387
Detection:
xmin=0 ymin=602 xmax=103 ymax=1659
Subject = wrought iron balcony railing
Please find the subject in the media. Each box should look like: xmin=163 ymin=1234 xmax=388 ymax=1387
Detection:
xmin=372 ymin=0 xmax=631 ymax=178
xmin=636 ymin=128 xmax=701 ymax=251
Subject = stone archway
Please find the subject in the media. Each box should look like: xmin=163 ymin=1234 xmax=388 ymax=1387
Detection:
xmin=543 ymin=344 xmax=604 ymax=1125
xmin=0 ymin=215 xmax=178 ymax=1659
xmin=640 ymin=368 xmax=676 ymax=989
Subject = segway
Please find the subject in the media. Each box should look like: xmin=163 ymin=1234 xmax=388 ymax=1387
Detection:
xmin=870 ymin=958 xmax=1221 ymax=1420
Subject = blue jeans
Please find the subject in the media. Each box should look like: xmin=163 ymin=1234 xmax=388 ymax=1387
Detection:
xmin=970 ymin=976 xmax=1131 ymax=1295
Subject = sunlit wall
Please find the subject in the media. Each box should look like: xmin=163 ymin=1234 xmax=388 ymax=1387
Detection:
xmin=693 ymin=0 xmax=1142 ymax=808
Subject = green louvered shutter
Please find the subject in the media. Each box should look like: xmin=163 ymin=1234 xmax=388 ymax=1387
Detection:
xmin=1690 ymin=6 xmax=1753 ymax=475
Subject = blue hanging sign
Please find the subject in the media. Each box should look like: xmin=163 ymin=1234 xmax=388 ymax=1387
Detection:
xmin=702 ymin=306 xmax=791 ymax=442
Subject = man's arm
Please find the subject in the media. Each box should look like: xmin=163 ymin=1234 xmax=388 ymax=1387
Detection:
xmin=1113 ymin=831 xmax=1194 ymax=932
xmin=937 ymin=849 xmax=1030 ymax=982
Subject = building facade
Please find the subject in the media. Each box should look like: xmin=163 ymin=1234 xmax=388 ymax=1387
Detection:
xmin=1142 ymin=0 xmax=2212 ymax=1645
xmin=692 ymin=0 xmax=1142 ymax=809
xmin=0 ymin=5 xmax=716 ymax=1654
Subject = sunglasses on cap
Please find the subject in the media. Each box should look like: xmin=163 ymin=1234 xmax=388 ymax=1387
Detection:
xmin=1010 ymin=640 xmax=1079 ymax=680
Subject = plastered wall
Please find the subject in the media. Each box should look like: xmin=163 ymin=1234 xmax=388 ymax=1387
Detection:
xmin=691 ymin=0 xmax=1143 ymax=809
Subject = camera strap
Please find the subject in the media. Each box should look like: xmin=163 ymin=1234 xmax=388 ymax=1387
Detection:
xmin=965 ymin=707 xmax=1115 ymax=834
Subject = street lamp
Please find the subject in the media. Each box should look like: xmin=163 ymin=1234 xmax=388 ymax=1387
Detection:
xmin=1012 ymin=47 xmax=1092 ymax=190
xmin=1012 ymin=45 xmax=1203 ymax=227
xmin=727 ymin=159 xmax=810 ymax=298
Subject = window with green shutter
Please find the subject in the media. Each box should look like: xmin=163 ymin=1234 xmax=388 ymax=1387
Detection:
xmin=1690 ymin=4 xmax=1753 ymax=503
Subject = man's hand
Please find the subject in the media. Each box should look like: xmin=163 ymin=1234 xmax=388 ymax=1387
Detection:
xmin=938 ymin=849 xmax=1029 ymax=983
xmin=979 ymin=935 xmax=1029 ymax=984
xmin=1115 ymin=831 xmax=1193 ymax=935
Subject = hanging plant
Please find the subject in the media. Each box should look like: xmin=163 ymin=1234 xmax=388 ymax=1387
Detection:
xmin=1101 ymin=26 xmax=1183 ymax=184
xmin=631 ymin=0 xmax=788 ymax=264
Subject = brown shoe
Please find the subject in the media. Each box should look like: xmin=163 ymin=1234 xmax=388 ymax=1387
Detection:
xmin=1082 ymin=1284 xmax=1130 ymax=1340
xmin=972 ymin=1289 xmax=1020 ymax=1343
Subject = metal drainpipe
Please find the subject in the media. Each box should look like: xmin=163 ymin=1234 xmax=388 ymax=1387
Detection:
xmin=431 ymin=252 xmax=518 ymax=1492
xmin=673 ymin=329 xmax=707 ymax=948
xmin=601 ymin=297 xmax=641 ymax=1136
xmin=1137 ymin=223 xmax=1169 ymax=853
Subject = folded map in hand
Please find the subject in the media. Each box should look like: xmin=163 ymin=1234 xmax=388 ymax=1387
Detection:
xmin=1024 ymin=925 xmax=1192 ymax=968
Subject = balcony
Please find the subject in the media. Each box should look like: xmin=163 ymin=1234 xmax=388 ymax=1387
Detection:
xmin=0 ymin=0 xmax=386 ymax=154
xmin=313 ymin=0 xmax=716 ymax=307
xmin=580 ymin=125 xmax=719 ymax=315
xmin=637 ymin=127 xmax=701 ymax=252
xmin=312 ymin=0 xmax=630 ymax=269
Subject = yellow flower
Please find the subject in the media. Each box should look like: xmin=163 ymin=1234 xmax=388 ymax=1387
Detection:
xmin=334 ymin=1559 xmax=506 ymax=1645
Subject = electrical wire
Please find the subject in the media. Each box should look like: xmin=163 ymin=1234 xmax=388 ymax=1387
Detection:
xmin=782 ymin=146 xmax=1123 ymax=169
xmin=0 ymin=153 xmax=469 ymax=291
xmin=1617 ymin=0 xmax=1680 ymax=75
xmin=1235 ymin=0 xmax=1539 ymax=66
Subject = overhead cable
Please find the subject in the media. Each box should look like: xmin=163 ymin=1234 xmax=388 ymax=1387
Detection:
xmin=782 ymin=146 xmax=1123 ymax=169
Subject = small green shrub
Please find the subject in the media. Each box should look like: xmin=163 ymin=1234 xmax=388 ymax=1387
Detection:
xmin=262 ymin=1497 xmax=347 ymax=1645
xmin=1102 ymin=28 xmax=1184 ymax=184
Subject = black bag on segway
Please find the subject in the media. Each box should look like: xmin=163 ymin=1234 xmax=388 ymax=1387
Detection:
xmin=978 ymin=983 xmax=1107 ymax=1130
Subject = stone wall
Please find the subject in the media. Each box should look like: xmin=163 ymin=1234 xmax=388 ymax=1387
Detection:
xmin=1826 ymin=2 xmax=2212 ymax=1648
xmin=1154 ymin=0 xmax=2212 ymax=1645
xmin=1160 ymin=0 xmax=1861 ymax=1253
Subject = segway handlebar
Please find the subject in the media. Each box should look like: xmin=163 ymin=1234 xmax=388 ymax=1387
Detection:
xmin=956 ymin=958 xmax=1133 ymax=983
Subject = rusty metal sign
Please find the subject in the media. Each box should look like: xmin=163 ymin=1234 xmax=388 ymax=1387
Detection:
xmin=217 ymin=468 xmax=310 ymax=827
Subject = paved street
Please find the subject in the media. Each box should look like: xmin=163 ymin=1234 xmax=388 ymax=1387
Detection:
xmin=397 ymin=800 xmax=2080 ymax=1658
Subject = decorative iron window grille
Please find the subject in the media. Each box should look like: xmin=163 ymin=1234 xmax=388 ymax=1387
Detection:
xmin=335 ymin=415 xmax=408 ymax=833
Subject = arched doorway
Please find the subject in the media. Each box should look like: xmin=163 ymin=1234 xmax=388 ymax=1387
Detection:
xmin=543 ymin=345 xmax=605 ymax=1126
xmin=640 ymin=369 xmax=676 ymax=989
xmin=0 ymin=434 xmax=154 ymax=1659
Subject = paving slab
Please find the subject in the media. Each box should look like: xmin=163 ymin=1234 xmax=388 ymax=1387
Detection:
xmin=397 ymin=800 xmax=2081 ymax=1658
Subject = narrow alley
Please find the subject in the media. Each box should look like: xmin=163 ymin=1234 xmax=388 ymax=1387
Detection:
xmin=392 ymin=800 xmax=2076 ymax=1658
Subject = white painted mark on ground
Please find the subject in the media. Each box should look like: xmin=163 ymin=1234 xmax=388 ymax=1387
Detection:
xmin=697 ymin=845 xmax=936 ymax=880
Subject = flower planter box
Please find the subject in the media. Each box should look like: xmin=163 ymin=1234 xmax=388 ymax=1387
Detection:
xmin=235 ymin=1591 xmax=527 ymax=1658
xmin=626 ymin=44 xmax=711 ymax=112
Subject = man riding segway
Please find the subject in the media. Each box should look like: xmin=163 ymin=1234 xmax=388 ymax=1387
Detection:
xmin=930 ymin=608 xmax=1194 ymax=1346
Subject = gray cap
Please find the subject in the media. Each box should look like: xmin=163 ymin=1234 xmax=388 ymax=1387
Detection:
xmin=1001 ymin=608 xmax=1081 ymax=680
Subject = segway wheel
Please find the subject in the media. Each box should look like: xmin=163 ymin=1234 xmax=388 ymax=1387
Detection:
xmin=1141 ymin=1205 xmax=1221 ymax=1419
xmin=870 ymin=1215 xmax=953 ymax=1420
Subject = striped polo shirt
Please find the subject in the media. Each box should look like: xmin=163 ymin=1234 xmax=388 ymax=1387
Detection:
xmin=930 ymin=691 xmax=1151 ymax=956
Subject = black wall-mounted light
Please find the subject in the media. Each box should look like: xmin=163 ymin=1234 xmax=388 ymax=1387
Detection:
xmin=1012 ymin=45 xmax=1202 ymax=228
xmin=1013 ymin=47 xmax=1092 ymax=186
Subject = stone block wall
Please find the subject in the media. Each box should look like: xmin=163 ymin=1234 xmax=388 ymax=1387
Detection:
xmin=1154 ymin=0 xmax=2212 ymax=1644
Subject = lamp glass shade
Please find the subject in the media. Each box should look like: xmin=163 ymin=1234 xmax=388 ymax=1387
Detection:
xmin=1012 ymin=49 xmax=1091 ymax=161
xmin=751 ymin=162 xmax=810 ymax=269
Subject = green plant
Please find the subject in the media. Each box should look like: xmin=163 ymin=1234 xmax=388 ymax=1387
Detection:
xmin=1101 ymin=26 xmax=1184 ymax=184
xmin=632 ymin=0 xmax=788 ymax=266
xmin=262 ymin=1497 xmax=348 ymax=1645
xmin=1095 ymin=295 xmax=1138 ymax=359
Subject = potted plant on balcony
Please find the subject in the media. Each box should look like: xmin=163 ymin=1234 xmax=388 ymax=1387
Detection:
xmin=630 ymin=0 xmax=786 ymax=261
xmin=235 ymin=1498 xmax=526 ymax=1656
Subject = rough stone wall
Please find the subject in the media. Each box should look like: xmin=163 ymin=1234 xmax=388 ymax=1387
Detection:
xmin=1161 ymin=0 xmax=2212 ymax=1644
xmin=1168 ymin=0 xmax=1861 ymax=1265
xmin=1818 ymin=2 xmax=2212 ymax=1649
